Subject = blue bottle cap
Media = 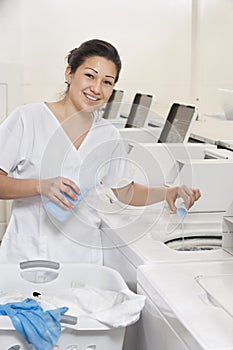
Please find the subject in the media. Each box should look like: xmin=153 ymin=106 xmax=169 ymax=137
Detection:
xmin=176 ymin=206 xmax=188 ymax=219
xmin=176 ymin=199 xmax=188 ymax=219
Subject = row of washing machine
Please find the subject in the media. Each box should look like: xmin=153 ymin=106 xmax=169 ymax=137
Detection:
xmin=100 ymin=202 xmax=233 ymax=350
xmin=98 ymin=142 xmax=233 ymax=350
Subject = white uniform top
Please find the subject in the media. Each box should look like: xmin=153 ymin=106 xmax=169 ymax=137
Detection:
xmin=0 ymin=102 xmax=133 ymax=263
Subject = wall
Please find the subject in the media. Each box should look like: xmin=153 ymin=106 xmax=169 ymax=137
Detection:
xmin=0 ymin=0 xmax=23 ymax=238
xmin=0 ymin=0 xmax=22 ymax=64
xmin=0 ymin=0 xmax=22 ymax=112
xmin=191 ymin=0 xmax=233 ymax=115
xmin=20 ymin=0 xmax=193 ymax=116
xmin=1 ymin=0 xmax=233 ymax=114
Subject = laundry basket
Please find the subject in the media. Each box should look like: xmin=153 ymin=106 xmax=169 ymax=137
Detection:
xmin=0 ymin=260 xmax=130 ymax=350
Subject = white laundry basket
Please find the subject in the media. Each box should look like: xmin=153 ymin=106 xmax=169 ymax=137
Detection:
xmin=0 ymin=260 xmax=129 ymax=350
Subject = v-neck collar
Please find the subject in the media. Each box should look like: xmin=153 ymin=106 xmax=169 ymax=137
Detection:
xmin=42 ymin=102 xmax=95 ymax=153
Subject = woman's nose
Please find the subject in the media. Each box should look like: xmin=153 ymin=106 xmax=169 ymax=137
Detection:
xmin=90 ymin=80 xmax=102 ymax=94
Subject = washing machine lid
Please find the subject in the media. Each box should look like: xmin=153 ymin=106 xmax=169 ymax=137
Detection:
xmin=138 ymin=260 xmax=233 ymax=350
xmin=101 ymin=210 xmax=228 ymax=266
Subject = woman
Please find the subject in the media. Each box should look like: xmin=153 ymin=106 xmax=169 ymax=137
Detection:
xmin=0 ymin=39 xmax=200 ymax=263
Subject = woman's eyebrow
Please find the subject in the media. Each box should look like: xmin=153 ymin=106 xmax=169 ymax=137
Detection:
xmin=85 ymin=67 xmax=98 ymax=73
xmin=85 ymin=67 xmax=115 ymax=80
xmin=105 ymin=74 xmax=115 ymax=80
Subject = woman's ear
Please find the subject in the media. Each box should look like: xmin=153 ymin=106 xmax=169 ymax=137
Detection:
xmin=65 ymin=66 xmax=72 ymax=84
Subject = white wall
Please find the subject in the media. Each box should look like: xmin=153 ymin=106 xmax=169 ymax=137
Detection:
xmin=1 ymin=0 xmax=233 ymax=115
xmin=0 ymin=0 xmax=23 ymax=236
xmin=0 ymin=0 xmax=22 ymax=64
xmin=0 ymin=0 xmax=22 ymax=114
xmin=1 ymin=0 xmax=193 ymax=116
xmin=191 ymin=0 xmax=233 ymax=115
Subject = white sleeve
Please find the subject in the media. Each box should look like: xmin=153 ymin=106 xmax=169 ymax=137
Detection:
xmin=102 ymin=137 xmax=134 ymax=189
xmin=0 ymin=108 xmax=25 ymax=173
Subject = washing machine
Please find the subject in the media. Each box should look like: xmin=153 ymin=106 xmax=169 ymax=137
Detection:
xmin=100 ymin=202 xmax=233 ymax=350
xmin=98 ymin=141 xmax=233 ymax=350
xmin=100 ymin=203 xmax=230 ymax=291
xmin=137 ymin=259 xmax=233 ymax=349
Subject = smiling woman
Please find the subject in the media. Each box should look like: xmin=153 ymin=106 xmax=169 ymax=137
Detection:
xmin=62 ymin=56 xmax=117 ymax=113
xmin=47 ymin=39 xmax=121 ymax=122
xmin=0 ymin=38 xmax=200 ymax=263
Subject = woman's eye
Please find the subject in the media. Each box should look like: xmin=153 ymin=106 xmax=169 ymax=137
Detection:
xmin=85 ymin=73 xmax=94 ymax=79
xmin=104 ymin=80 xmax=113 ymax=86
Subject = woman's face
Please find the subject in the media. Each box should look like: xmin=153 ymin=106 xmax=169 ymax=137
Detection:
xmin=66 ymin=56 xmax=117 ymax=112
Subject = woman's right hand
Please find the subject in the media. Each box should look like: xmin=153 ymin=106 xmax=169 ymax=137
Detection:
xmin=166 ymin=185 xmax=201 ymax=212
xmin=38 ymin=176 xmax=80 ymax=209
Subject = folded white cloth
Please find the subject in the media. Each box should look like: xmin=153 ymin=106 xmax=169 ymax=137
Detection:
xmin=0 ymin=290 xmax=24 ymax=304
xmin=37 ymin=283 xmax=145 ymax=328
xmin=95 ymin=289 xmax=145 ymax=327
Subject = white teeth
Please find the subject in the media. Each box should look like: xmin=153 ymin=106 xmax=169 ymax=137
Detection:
xmin=86 ymin=94 xmax=98 ymax=101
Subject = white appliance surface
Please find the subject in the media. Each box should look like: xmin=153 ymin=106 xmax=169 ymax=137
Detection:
xmin=190 ymin=116 xmax=233 ymax=144
xmin=204 ymin=147 xmax=233 ymax=159
xmin=100 ymin=202 xmax=233 ymax=350
xmin=218 ymin=139 xmax=233 ymax=151
xmin=119 ymin=127 xmax=161 ymax=143
xmin=100 ymin=203 xmax=230 ymax=291
xmin=137 ymin=260 xmax=233 ymax=350
xmin=171 ymin=159 xmax=233 ymax=212
xmin=124 ymin=142 xmax=217 ymax=187
xmin=101 ymin=205 xmax=227 ymax=260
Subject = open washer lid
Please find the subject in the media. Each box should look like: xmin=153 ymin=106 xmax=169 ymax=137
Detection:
xmin=138 ymin=260 xmax=233 ymax=350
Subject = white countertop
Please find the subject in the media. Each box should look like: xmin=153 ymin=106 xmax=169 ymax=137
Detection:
xmin=190 ymin=116 xmax=233 ymax=144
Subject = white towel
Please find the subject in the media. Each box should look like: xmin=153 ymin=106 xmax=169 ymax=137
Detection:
xmin=95 ymin=289 xmax=146 ymax=327
xmin=0 ymin=290 xmax=24 ymax=304
xmin=37 ymin=283 xmax=145 ymax=328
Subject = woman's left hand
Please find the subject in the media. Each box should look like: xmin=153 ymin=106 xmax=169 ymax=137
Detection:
xmin=166 ymin=185 xmax=201 ymax=212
